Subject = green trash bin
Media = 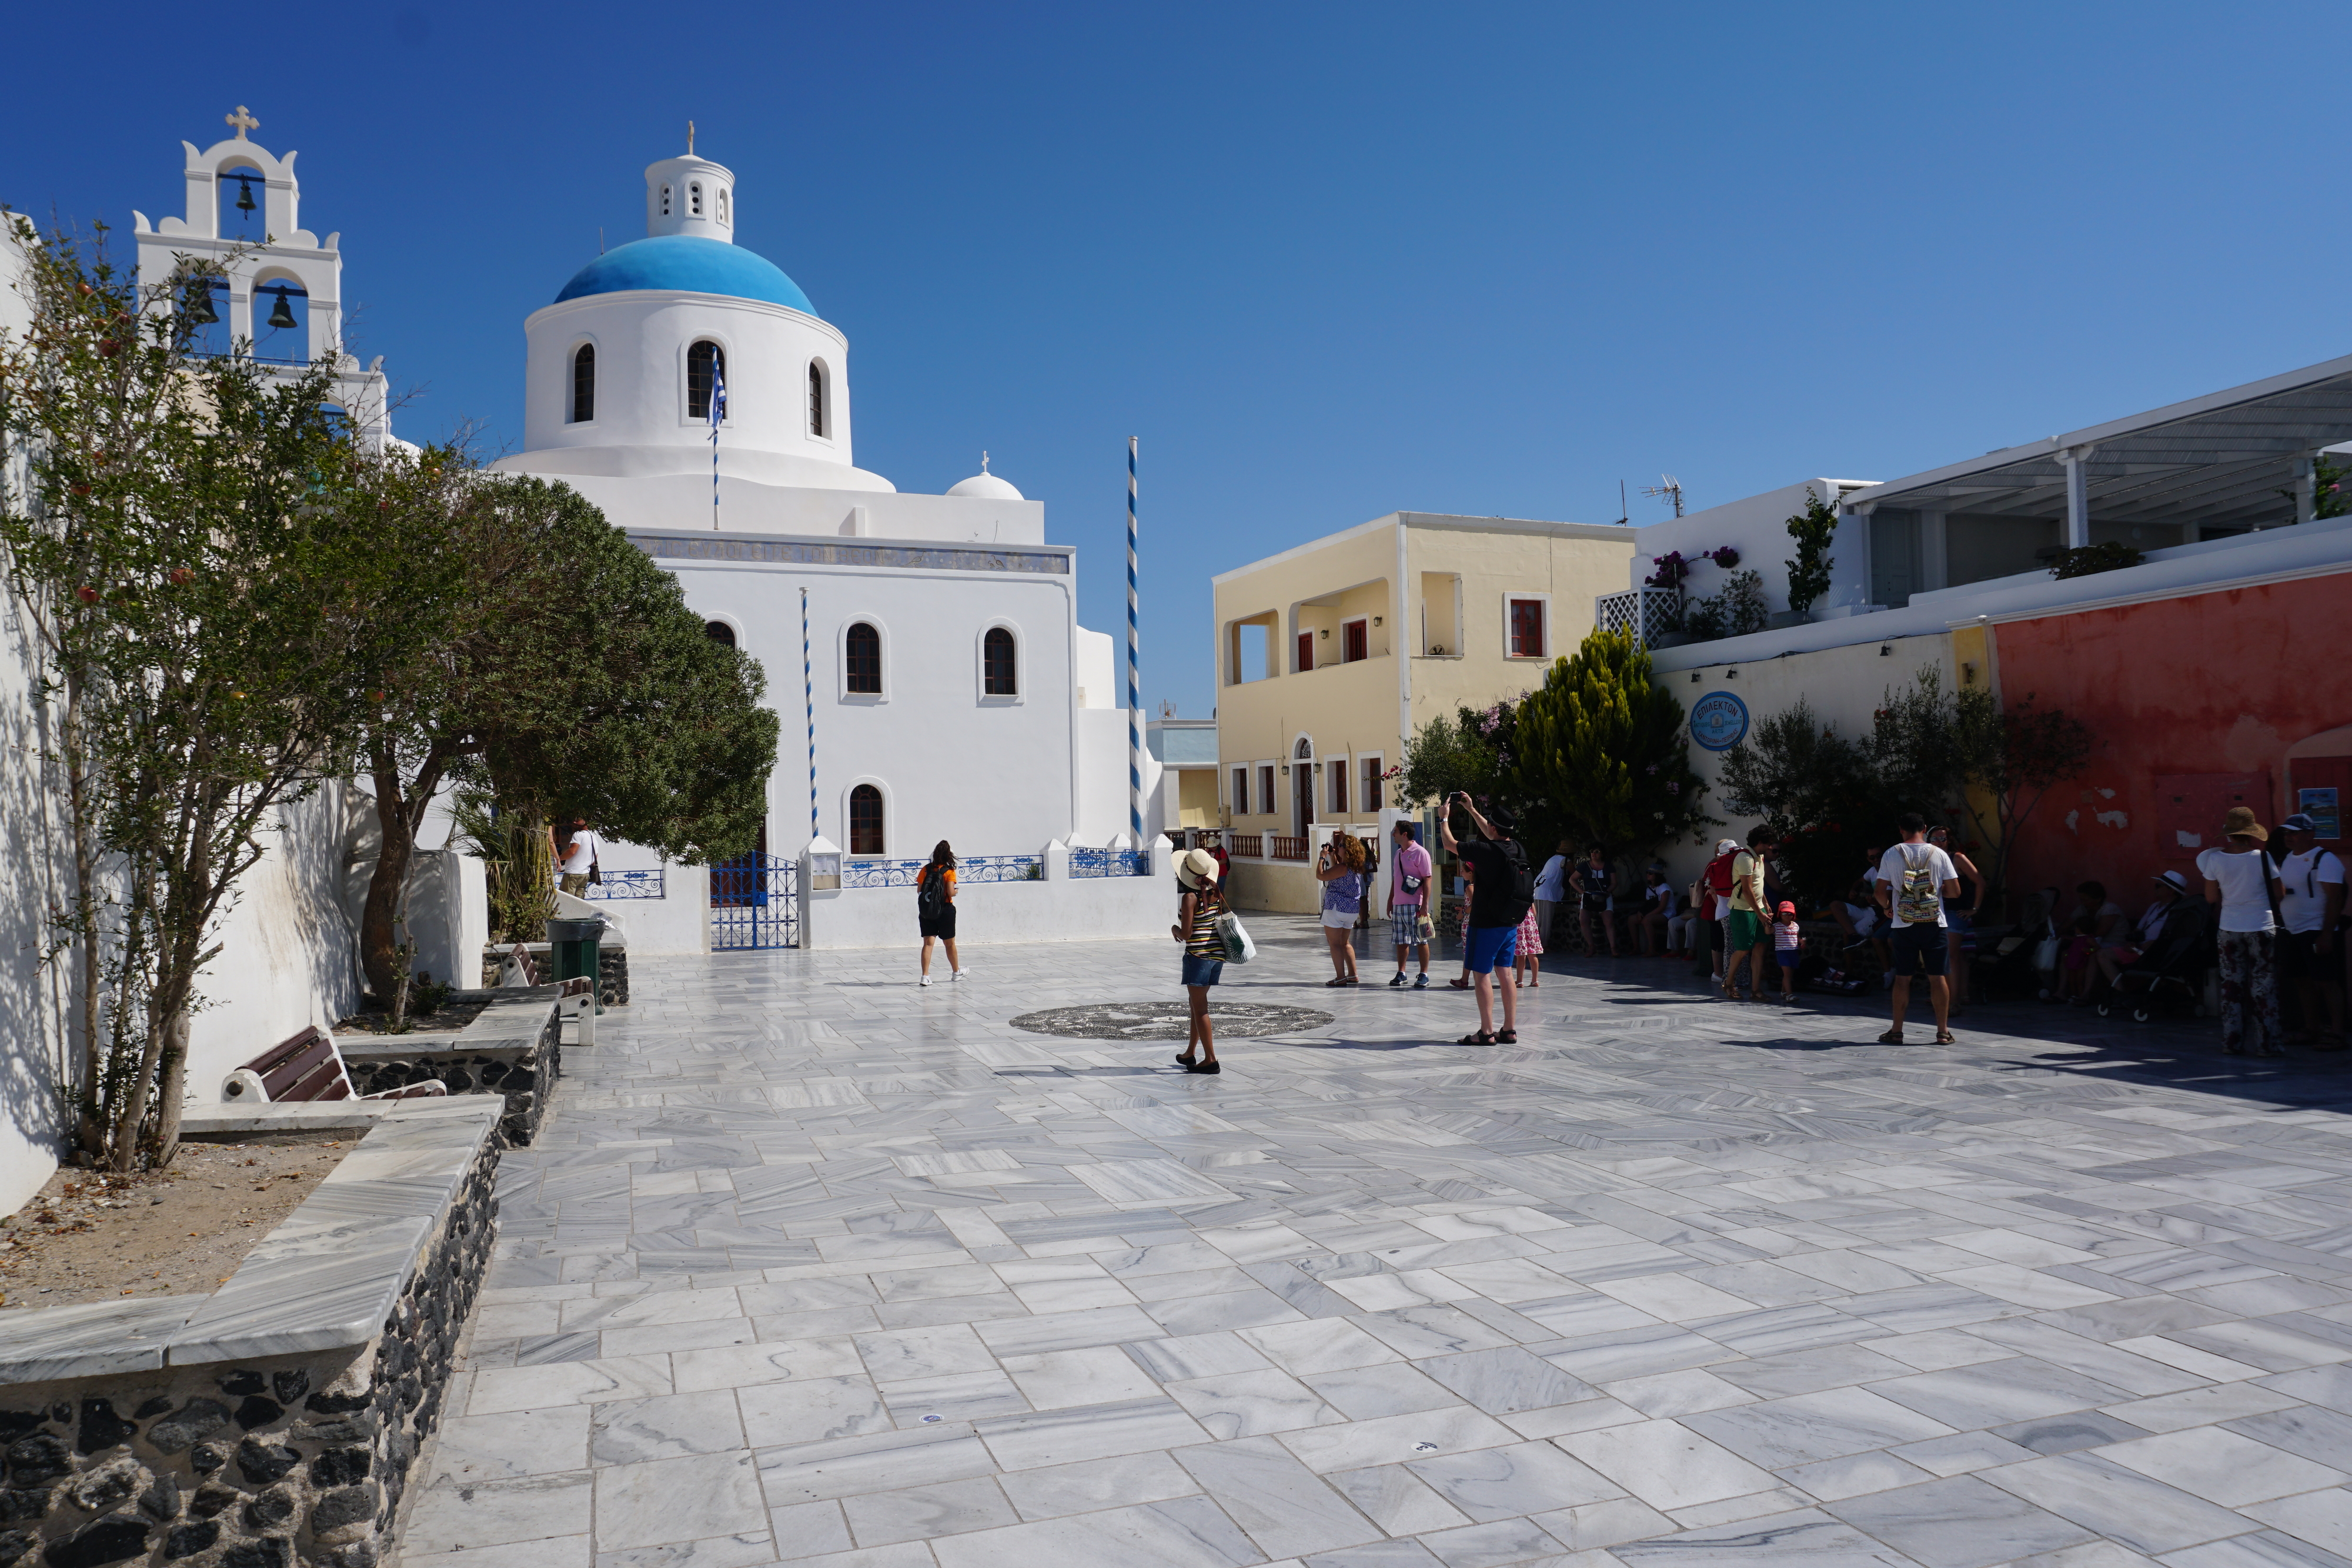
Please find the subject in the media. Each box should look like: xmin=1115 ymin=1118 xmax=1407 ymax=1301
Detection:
xmin=547 ymin=915 xmax=605 ymax=1013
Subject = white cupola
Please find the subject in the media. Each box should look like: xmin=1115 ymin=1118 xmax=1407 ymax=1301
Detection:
xmin=947 ymin=453 xmax=1023 ymax=500
xmin=645 ymin=125 xmax=735 ymax=242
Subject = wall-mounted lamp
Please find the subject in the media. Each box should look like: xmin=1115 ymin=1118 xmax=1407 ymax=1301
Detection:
xmin=1690 ymin=673 xmax=1701 ymax=684
xmin=1372 ymin=616 xmax=1383 ymax=627
xmin=1725 ymin=668 xmax=1738 ymax=679
xmin=1879 ymin=644 xmax=1892 ymax=657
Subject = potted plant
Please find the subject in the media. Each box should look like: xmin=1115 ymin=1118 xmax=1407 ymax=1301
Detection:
xmin=1773 ymin=492 xmax=1838 ymax=629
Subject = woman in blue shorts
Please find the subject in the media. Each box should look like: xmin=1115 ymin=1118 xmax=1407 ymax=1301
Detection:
xmin=1172 ymin=848 xmax=1226 ymax=1074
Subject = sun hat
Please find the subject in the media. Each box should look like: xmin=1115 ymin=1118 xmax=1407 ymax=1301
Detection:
xmin=2222 ymin=805 xmax=2269 ymax=843
xmin=1715 ymin=838 xmax=1742 ymax=856
xmin=2280 ymin=813 xmax=2320 ymax=834
xmin=1175 ymin=848 xmax=1221 ymax=889
xmin=2152 ymin=869 xmax=2189 ymax=894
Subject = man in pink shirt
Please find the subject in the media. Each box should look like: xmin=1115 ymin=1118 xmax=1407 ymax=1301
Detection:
xmin=1388 ymin=821 xmax=1436 ymax=988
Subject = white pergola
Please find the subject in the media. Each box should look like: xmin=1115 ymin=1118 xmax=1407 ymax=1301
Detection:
xmin=1842 ymin=351 xmax=2352 ymax=546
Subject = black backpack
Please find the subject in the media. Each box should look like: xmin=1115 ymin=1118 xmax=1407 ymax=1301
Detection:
xmin=1494 ymin=840 xmax=1536 ymax=926
xmin=917 ymin=864 xmax=950 ymax=918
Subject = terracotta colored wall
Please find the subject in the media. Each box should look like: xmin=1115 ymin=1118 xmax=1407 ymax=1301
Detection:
xmin=1990 ymin=569 xmax=2352 ymax=912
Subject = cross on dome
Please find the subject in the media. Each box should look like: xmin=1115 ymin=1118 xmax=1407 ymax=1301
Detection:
xmin=981 ymin=452 xmax=991 ymax=473
xmin=687 ymin=120 xmax=696 ymax=155
xmin=225 ymin=105 xmax=259 ymax=140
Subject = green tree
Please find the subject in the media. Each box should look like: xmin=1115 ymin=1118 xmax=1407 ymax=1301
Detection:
xmin=1399 ymin=708 xmax=1508 ymax=813
xmin=1718 ymin=699 xmax=1883 ymax=906
xmin=1507 ymin=628 xmax=1713 ymax=864
xmin=1783 ymin=491 xmax=1838 ymax=617
xmin=0 ymin=216 xmax=385 ymax=1166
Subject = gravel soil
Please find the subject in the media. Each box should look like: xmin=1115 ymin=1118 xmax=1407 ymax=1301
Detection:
xmin=334 ymin=994 xmax=490 ymax=1035
xmin=0 ymin=1132 xmax=352 ymax=1309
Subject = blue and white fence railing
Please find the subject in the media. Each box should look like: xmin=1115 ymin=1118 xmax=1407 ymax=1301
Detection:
xmin=841 ymin=855 xmax=1045 ymax=889
xmin=587 ymin=870 xmax=666 ymax=900
xmin=1070 ymin=847 xmax=1151 ymax=878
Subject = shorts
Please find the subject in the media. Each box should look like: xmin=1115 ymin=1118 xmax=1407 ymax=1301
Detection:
xmin=1946 ymin=909 xmax=1977 ymax=951
xmin=1321 ymin=909 xmax=1359 ymax=930
xmin=1182 ymin=955 xmax=1224 ymax=988
xmin=1391 ymin=905 xmax=1426 ymax=947
xmin=1726 ymin=909 xmax=1766 ymax=952
xmin=1889 ymin=922 xmax=1948 ymax=977
xmin=1581 ymin=894 xmax=1611 ymax=913
xmin=1465 ymin=925 xmax=1520 ymax=975
xmin=919 ymin=905 xmax=957 ymax=940
xmin=560 ymin=873 xmax=590 ymax=896
xmin=2281 ymin=929 xmax=2338 ymax=980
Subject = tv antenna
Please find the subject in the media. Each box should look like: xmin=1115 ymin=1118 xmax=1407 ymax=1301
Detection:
xmin=1615 ymin=480 xmax=1629 ymax=527
xmin=1641 ymin=474 xmax=1685 ymax=517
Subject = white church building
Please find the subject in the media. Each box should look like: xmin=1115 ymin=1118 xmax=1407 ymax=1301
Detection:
xmin=493 ymin=139 xmax=1167 ymax=949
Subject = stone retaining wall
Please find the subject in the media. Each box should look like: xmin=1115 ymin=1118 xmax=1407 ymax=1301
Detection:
xmin=0 ymin=1102 xmax=502 ymax=1568
xmin=340 ymin=994 xmax=561 ymax=1148
xmin=476 ymin=945 xmax=629 ymax=1007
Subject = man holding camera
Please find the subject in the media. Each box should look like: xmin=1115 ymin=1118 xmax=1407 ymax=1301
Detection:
xmin=1439 ymin=791 xmax=1533 ymax=1045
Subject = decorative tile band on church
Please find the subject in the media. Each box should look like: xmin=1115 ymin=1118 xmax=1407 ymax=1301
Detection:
xmin=491 ymin=138 xmax=1171 ymax=950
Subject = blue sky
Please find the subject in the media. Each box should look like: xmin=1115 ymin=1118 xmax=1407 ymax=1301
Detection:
xmin=5 ymin=2 xmax=2346 ymax=719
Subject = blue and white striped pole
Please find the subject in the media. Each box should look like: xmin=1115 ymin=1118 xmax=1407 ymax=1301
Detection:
xmin=1127 ymin=437 xmax=1142 ymax=843
xmin=802 ymin=587 xmax=817 ymax=841
xmin=710 ymin=362 xmax=727 ymax=530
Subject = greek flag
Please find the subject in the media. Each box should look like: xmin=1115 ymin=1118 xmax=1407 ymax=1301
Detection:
xmin=709 ymin=363 xmax=727 ymax=429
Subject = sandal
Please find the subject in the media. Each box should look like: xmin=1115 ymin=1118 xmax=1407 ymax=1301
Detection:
xmin=1447 ymin=977 xmax=1472 ymax=990
xmin=1457 ymin=1031 xmax=1495 ymax=1046
xmin=1325 ymin=977 xmax=1349 ymax=988
xmin=1934 ymin=1030 xmax=1956 ymax=1045
xmin=1185 ymin=1059 xmax=1222 ymax=1074
xmin=1877 ymin=1027 xmax=1906 ymax=1044
xmin=1495 ymin=1029 xmax=1518 ymax=1044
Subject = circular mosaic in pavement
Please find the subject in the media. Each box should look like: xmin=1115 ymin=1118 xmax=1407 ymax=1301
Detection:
xmin=1008 ymin=999 xmax=1334 ymax=1041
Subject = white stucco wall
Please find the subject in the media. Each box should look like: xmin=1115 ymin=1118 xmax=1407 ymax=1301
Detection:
xmin=801 ymin=844 xmax=1173 ymax=950
xmin=1626 ymin=479 xmax=1879 ymax=619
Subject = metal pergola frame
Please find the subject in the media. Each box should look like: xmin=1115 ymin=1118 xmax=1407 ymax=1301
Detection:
xmin=1842 ymin=352 xmax=2352 ymax=539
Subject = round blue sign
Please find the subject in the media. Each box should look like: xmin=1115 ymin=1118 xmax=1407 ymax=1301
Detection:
xmin=1690 ymin=690 xmax=1749 ymax=751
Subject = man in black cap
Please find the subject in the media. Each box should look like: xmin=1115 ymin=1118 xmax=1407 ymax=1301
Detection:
xmin=1439 ymin=792 xmax=1534 ymax=1045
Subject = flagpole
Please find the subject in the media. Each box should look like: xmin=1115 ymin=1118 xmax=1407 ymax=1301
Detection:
xmin=1127 ymin=437 xmax=1142 ymax=845
xmin=710 ymin=364 xmax=726 ymax=530
xmin=802 ymin=587 xmax=817 ymax=843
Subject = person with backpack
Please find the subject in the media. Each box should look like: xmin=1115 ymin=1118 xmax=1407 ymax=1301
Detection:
xmin=1172 ymin=848 xmax=1228 ymax=1074
xmin=916 ymin=841 xmax=964 ymax=985
xmin=1873 ymin=813 xmax=1962 ymax=1044
xmin=1692 ymin=838 xmax=1740 ymax=982
xmin=1723 ymin=826 xmax=1780 ymax=1001
xmin=1439 ymin=792 xmax=1533 ymax=1045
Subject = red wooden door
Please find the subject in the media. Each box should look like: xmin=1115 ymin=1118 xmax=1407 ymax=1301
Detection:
xmin=1297 ymin=631 xmax=1314 ymax=673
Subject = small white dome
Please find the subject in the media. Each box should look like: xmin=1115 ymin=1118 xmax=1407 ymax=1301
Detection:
xmin=947 ymin=453 xmax=1022 ymax=500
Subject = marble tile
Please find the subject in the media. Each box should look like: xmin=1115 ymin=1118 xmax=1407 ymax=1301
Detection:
xmin=2240 ymin=1489 xmax=2352 ymax=1560
xmin=1529 ymin=1494 xmax=1676 ymax=1550
xmin=1406 ymin=1439 xmax=1621 ymax=1520
xmin=1979 ymin=1453 xmax=2259 ymax=1556
xmin=2160 ymin=1529 xmax=2352 ymax=1568
xmin=1412 ymin=1515 xmax=1568 ymax=1568
xmin=927 ymin=1495 xmax=1264 ymax=1568
xmin=592 ymin=1390 xmax=749 ymax=1465
xmin=1245 ymin=1319 xmax=1408 ymax=1375
xmin=1776 ymin=1449 xmax=1935 ymax=1503
xmin=432 ymin=1406 xmax=594 ymax=1481
xmin=1556 ymin=1420 xmax=1782 ymax=1511
xmin=405 ymin=1534 xmax=592 ymax=1568
xmin=405 ymin=1470 xmax=595 ymax=1556
xmin=1991 ymin=1410 xmax=2151 ymax=1456
xmin=1168 ymin=1368 xmax=1351 ymax=1439
xmin=1000 ymin=1345 xmax=1164 ymax=1410
xmin=470 ymin=1356 xmax=676 ymax=1415
xmin=1683 ymin=1386 xmax=1954 ymax=1469
xmin=739 ymin=1376 xmax=891 ymax=1448
xmin=974 ymin=1396 xmax=1213 ymax=1470
xmin=757 ymin=1426 xmax=1001 ymax=1506
xmin=2098 ymin=1429 xmax=2347 ymax=1507
xmin=1175 ymin=1435 xmax=1387 ymax=1558
xmin=1127 ymin=1331 xmax=1278 ymax=1383
xmin=1830 ymin=1476 xmax=2097 ymax=1568
xmin=1307 ymin=1362 xmax=1469 ymax=1420
xmin=1277 ymin=1405 xmax=1522 ymax=1475
xmin=878 ymin=1368 xmax=1031 ymax=1425
xmin=2102 ymin=1384 xmax=2304 ymax=1433
xmin=1325 ymin=1465 xmax=1474 ymax=1536
xmin=1418 ymin=1348 xmax=1596 ymax=1416
xmin=1608 ymin=1509 xmax=1909 ymax=1568
xmin=997 ymin=1450 xmax=1203 ymax=1520
xmin=1869 ymin=1358 xmax=2129 ymax=1428
xmin=853 ymin=1323 xmax=1000 ymax=1381
xmin=841 ymin=1476 xmax=1018 ymax=1547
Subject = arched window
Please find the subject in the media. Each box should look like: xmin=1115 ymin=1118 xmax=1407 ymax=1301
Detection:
xmin=687 ymin=340 xmax=726 ymax=421
xmin=846 ymin=621 xmax=881 ymax=693
xmin=717 ymin=188 xmax=731 ymax=225
xmin=983 ymin=627 xmax=1017 ymax=696
xmin=849 ymin=785 xmax=884 ymax=855
xmin=689 ymin=182 xmax=704 ymax=216
xmin=807 ymin=363 xmax=827 ymax=438
xmin=704 ymin=620 xmax=736 ymax=648
xmin=570 ymin=344 xmax=595 ymax=423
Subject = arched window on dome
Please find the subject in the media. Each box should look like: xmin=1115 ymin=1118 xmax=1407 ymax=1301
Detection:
xmin=659 ymin=183 xmax=673 ymax=217
xmin=845 ymin=621 xmax=882 ymax=694
xmin=687 ymin=340 xmax=726 ymax=422
xmin=808 ymin=362 xmax=828 ymax=439
xmin=717 ymin=188 xmax=731 ymax=225
xmin=983 ymin=628 xmax=1017 ymax=697
xmin=570 ymin=345 xmax=595 ymax=424
xmin=689 ymin=182 xmax=704 ymax=217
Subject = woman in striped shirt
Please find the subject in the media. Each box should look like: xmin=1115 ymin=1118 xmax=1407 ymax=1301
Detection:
xmin=1173 ymin=848 xmax=1227 ymax=1075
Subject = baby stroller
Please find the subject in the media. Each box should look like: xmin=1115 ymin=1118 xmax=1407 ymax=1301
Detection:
xmin=2097 ymin=898 xmax=2211 ymax=1023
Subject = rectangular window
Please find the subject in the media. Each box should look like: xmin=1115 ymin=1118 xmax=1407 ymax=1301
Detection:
xmin=1297 ymin=631 xmax=1314 ymax=673
xmin=1331 ymin=757 xmax=1348 ymax=816
xmin=1342 ymin=618 xmax=1368 ymax=663
xmin=1361 ymin=755 xmax=1383 ymax=813
xmin=1510 ymin=597 xmax=1546 ymax=658
xmin=1258 ymin=764 xmax=1275 ymax=816
xmin=1232 ymin=767 xmax=1250 ymax=815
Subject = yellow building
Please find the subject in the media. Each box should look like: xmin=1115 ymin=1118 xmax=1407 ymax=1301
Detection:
xmin=1212 ymin=511 xmax=1635 ymax=911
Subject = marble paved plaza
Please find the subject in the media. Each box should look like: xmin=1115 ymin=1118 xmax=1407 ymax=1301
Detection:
xmin=405 ymin=914 xmax=2352 ymax=1568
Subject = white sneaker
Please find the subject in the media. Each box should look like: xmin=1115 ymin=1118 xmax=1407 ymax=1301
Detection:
xmin=951 ymin=969 xmax=969 ymax=982
xmin=918 ymin=975 xmax=933 ymax=987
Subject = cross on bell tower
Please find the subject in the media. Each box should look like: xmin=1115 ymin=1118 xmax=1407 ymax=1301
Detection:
xmin=225 ymin=105 xmax=258 ymax=140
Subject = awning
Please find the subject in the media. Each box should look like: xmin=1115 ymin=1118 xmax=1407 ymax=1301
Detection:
xmin=1842 ymin=352 xmax=2352 ymax=530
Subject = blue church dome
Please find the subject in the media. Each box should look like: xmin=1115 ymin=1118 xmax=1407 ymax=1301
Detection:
xmin=555 ymin=234 xmax=815 ymax=314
